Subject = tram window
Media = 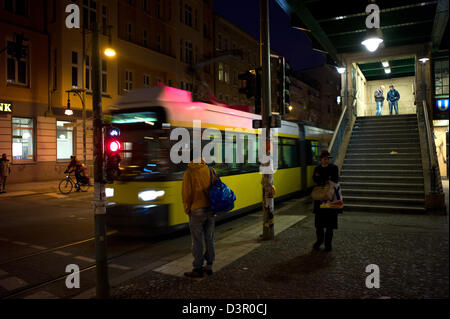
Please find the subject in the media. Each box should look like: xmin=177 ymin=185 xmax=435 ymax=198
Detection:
xmin=278 ymin=138 xmax=299 ymax=169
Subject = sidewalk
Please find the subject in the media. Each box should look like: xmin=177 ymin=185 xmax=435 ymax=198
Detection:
xmin=0 ymin=180 xmax=61 ymax=198
xmin=110 ymin=195 xmax=449 ymax=299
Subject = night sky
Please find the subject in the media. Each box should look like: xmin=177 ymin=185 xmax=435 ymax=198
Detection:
xmin=213 ymin=0 xmax=326 ymax=71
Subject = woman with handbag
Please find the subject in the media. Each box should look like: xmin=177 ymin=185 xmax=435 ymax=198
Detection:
xmin=312 ymin=150 xmax=342 ymax=252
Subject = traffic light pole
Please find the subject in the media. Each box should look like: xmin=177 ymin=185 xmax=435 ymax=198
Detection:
xmin=260 ymin=0 xmax=275 ymax=240
xmin=92 ymin=24 xmax=110 ymax=298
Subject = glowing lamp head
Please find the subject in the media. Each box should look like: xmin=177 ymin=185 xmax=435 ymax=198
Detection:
xmin=336 ymin=67 xmax=346 ymax=74
xmin=65 ymin=108 xmax=74 ymax=116
xmin=104 ymin=48 xmax=116 ymax=57
xmin=109 ymin=140 xmax=121 ymax=153
xmin=361 ymin=37 xmax=383 ymax=52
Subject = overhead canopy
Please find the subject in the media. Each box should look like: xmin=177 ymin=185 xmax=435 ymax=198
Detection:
xmin=277 ymin=0 xmax=448 ymax=64
xmin=358 ymin=57 xmax=416 ymax=81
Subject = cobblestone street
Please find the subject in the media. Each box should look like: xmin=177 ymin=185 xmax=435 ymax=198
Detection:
xmin=112 ymin=200 xmax=449 ymax=299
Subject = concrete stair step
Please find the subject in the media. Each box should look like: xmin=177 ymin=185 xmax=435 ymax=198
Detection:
xmin=346 ymin=147 xmax=421 ymax=153
xmin=352 ymin=128 xmax=418 ymax=135
xmin=344 ymin=196 xmax=425 ymax=206
xmin=341 ymin=169 xmax=423 ymax=177
xmin=349 ymin=138 xmax=419 ymax=144
xmin=347 ymin=142 xmax=420 ymax=149
xmin=341 ymin=175 xmax=424 ymax=183
xmin=357 ymin=115 xmax=417 ymax=120
xmin=356 ymin=115 xmax=417 ymax=122
xmin=345 ymin=153 xmax=421 ymax=160
xmin=340 ymin=181 xmax=424 ymax=191
xmin=344 ymin=203 xmax=426 ymax=214
xmin=341 ymin=188 xmax=424 ymax=199
xmin=342 ymin=163 xmax=423 ymax=170
xmin=351 ymin=133 xmax=419 ymax=139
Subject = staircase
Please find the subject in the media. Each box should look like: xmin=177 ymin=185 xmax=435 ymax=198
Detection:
xmin=341 ymin=114 xmax=426 ymax=213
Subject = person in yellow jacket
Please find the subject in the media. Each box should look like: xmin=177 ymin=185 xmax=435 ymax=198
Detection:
xmin=182 ymin=157 xmax=217 ymax=278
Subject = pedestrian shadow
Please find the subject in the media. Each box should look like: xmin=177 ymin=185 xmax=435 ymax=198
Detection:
xmin=264 ymin=250 xmax=333 ymax=283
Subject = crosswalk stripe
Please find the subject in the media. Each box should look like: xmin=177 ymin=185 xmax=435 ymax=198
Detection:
xmin=24 ymin=291 xmax=59 ymax=299
xmin=75 ymin=256 xmax=95 ymax=263
xmin=109 ymin=264 xmax=132 ymax=271
xmin=53 ymin=251 xmax=72 ymax=257
xmin=30 ymin=245 xmax=47 ymax=250
xmin=0 ymin=276 xmax=28 ymax=291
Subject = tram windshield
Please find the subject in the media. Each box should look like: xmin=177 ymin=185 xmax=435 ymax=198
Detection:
xmin=111 ymin=110 xmax=186 ymax=181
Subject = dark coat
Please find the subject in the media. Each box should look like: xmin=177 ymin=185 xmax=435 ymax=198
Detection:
xmin=312 ymin=163 xmax=341 ymax=229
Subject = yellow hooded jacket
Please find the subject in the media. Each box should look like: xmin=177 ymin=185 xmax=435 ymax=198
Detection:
xmin=182 ymin=159 xmax=217 ymax=215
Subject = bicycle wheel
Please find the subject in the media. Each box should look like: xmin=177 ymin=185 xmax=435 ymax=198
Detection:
xmin=59 ymin=178 xmax=73 ymax=194
xmin=79 ymin=182 xmax=89 ymax=192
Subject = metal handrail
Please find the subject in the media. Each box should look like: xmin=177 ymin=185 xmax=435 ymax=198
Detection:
xmin=328 ymin=105 xmax=347 ymax=154
xmin=422 ymin=100 xmax=440 ymax=194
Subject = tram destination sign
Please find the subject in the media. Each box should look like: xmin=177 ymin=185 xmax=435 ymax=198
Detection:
xmin=0 ymin=102 xmax=12 ymax=113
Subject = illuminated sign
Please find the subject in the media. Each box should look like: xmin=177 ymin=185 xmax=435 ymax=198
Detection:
xmin=436 ymin=98 xmax=449 ymax=112
xmin=0 ymin=102 xmax=12 ymax=113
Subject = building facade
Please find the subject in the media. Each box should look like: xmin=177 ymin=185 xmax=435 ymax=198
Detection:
xmin=1 ymin=0 xmax=214 ymax=183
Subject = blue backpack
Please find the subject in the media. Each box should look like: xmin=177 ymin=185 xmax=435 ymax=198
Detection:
xmin=208 ymin=167 xmax=236 ymax=214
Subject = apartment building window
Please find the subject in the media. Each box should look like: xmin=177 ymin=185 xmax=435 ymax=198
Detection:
xmin=102 ymin=5 xmax=108 ymax=35
xmin=57 ymin=121 xmax=74 ymax=160
xmin=72 ymin=51 xmax=79 ymax=88
xmin=194 ymin=9 xmax=198 ymax=29
xmin=156 ymin=35 xmax=161 ymax=52
xmin=179 ymin=39 xmax=183 ymax=61
xmin=4 ymin=0 xmax=28 ymax=16
xmin=218 ymin=63 xmax=223 ymax=82
xmin=125 ymin=71 xmax=133 ymax=91
xmin=168 ymin=36 xmax=172 ymax=56
xmin=185 ymin=41 xmax=192 ymax=64
xmin=156 ymin=0 xmax=161 ymax=18
xmin=233 ymin=70 xmax=238 ymax=86
xmin=144 ymin=75 xmax=150 ymax=87
xmin=217 ymin=34 xmax=222 ymax=50
xmin=179 ymin=0 xmax=183 ymax=22
xmin=12 ymin=117 xmax=34 ymax=162
xmin=126 ymin=23 xmax=133 ymax=42
xmin=168 ymin=0 xmax=172 ymax=20
xmin=53 ymin=49 xmax=57 ymax=90
xmin=224 ymin=65 xmax=230 ymax=84
xmin=7 ymin=39 xmax=28 ymax=85
xmin=82 ymin=0 xmax=97 ymax=30
xmin=85 ymin=55 xmax=91 ymax=90
xmin=143 ymin=29 xmax=148 ymax=47
xmin=102 ymin=59 xmax=107 ymax=93
xmin=184 ymin=4 xmax=192 ymax=27
xmin=223 ymin=38 xmax=228 ymax=51
xmin=142 ymin=0 xmax=148 ymax=12
xmin=126 ymin=0 xmax=135 ymax=6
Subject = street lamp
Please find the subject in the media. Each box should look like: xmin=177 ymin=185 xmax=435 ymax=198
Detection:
xmin=361 ymin=29 xmax=383 ymax=52
xmin=104 ymin=48 xmax=116 ymax=57
xmin=65 ymin=92 xmax=74 ymax=116
xmin=336 ymin=67 xmax=346 ymax=74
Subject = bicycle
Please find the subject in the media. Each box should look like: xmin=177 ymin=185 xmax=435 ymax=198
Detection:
xmin=59 ymin=173 xmax=90 ymax=194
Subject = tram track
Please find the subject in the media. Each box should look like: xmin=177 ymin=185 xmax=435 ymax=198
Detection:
xmin=1 ymin=240 xmax=150 ymax=299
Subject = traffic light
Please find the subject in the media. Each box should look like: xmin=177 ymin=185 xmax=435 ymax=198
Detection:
xmin=238 ymin=69 xmax=262 ymax=114
xmin=105 ymin=126 xmax=121 ymax=183
xmin=277 ymin=56 xmax=291 ymax=115
xmin=238 ymin=70 xmax=256 ymax=99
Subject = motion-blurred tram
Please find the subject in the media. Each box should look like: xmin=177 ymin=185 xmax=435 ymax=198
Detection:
xmin=105 ymin=86 xmax=332 ymax=235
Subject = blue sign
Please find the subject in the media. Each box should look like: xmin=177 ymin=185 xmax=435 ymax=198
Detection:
xmin=109 ymin=128 xmax=120 ymax=137
xmin=436 ymin=98 xmax=449 ymax=112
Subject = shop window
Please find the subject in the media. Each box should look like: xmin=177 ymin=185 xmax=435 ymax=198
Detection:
xmin=57 ymin=121 xmax=74 ymax=160
xmin=12 ymin=117 xmax=34 ymax=161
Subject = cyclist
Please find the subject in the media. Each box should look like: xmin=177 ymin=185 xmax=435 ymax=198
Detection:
xmin=65 ymin=156 xmax=88 ymax=191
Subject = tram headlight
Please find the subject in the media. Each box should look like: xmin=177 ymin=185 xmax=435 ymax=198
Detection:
xmin=138 ymin=190 xmax=165 ymax=202
xmin=106 ymin=188 xmax=114 ymax=198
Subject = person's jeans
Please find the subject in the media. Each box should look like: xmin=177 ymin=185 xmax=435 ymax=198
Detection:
xmin=389 ymin=101 xmax=399 ymax=115
xmin=0 ymin=176 xmax=6 ymax=191
xmin=376 ymin=101 xmax=383 ymax=116
xmin=189 ymin=208 xmax=215 ymax=270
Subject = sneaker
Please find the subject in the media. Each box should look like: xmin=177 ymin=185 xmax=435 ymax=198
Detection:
xmin=184 ymin=268 xmax=203 ymax=278
xmin=324 ymin=245 xmax=332 ymax=252
xmin=312 ymin=242 xmax=321 ymax=250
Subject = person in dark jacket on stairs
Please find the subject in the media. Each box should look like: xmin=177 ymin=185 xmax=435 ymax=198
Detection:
xmin=312 ymin=150 xmax=342 ymax=252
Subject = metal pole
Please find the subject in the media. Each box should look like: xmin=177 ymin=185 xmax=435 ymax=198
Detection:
xmin=260 ymin=0 xmax=274 ymax=240
xmin=92 ymin=23 xmax=110 ymax=298
xmin=82 ymin=27 xmax=87 ymax=165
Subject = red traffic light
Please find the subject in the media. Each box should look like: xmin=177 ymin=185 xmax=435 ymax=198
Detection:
xmin=109 ymin=140 xmax=121 ymax=153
